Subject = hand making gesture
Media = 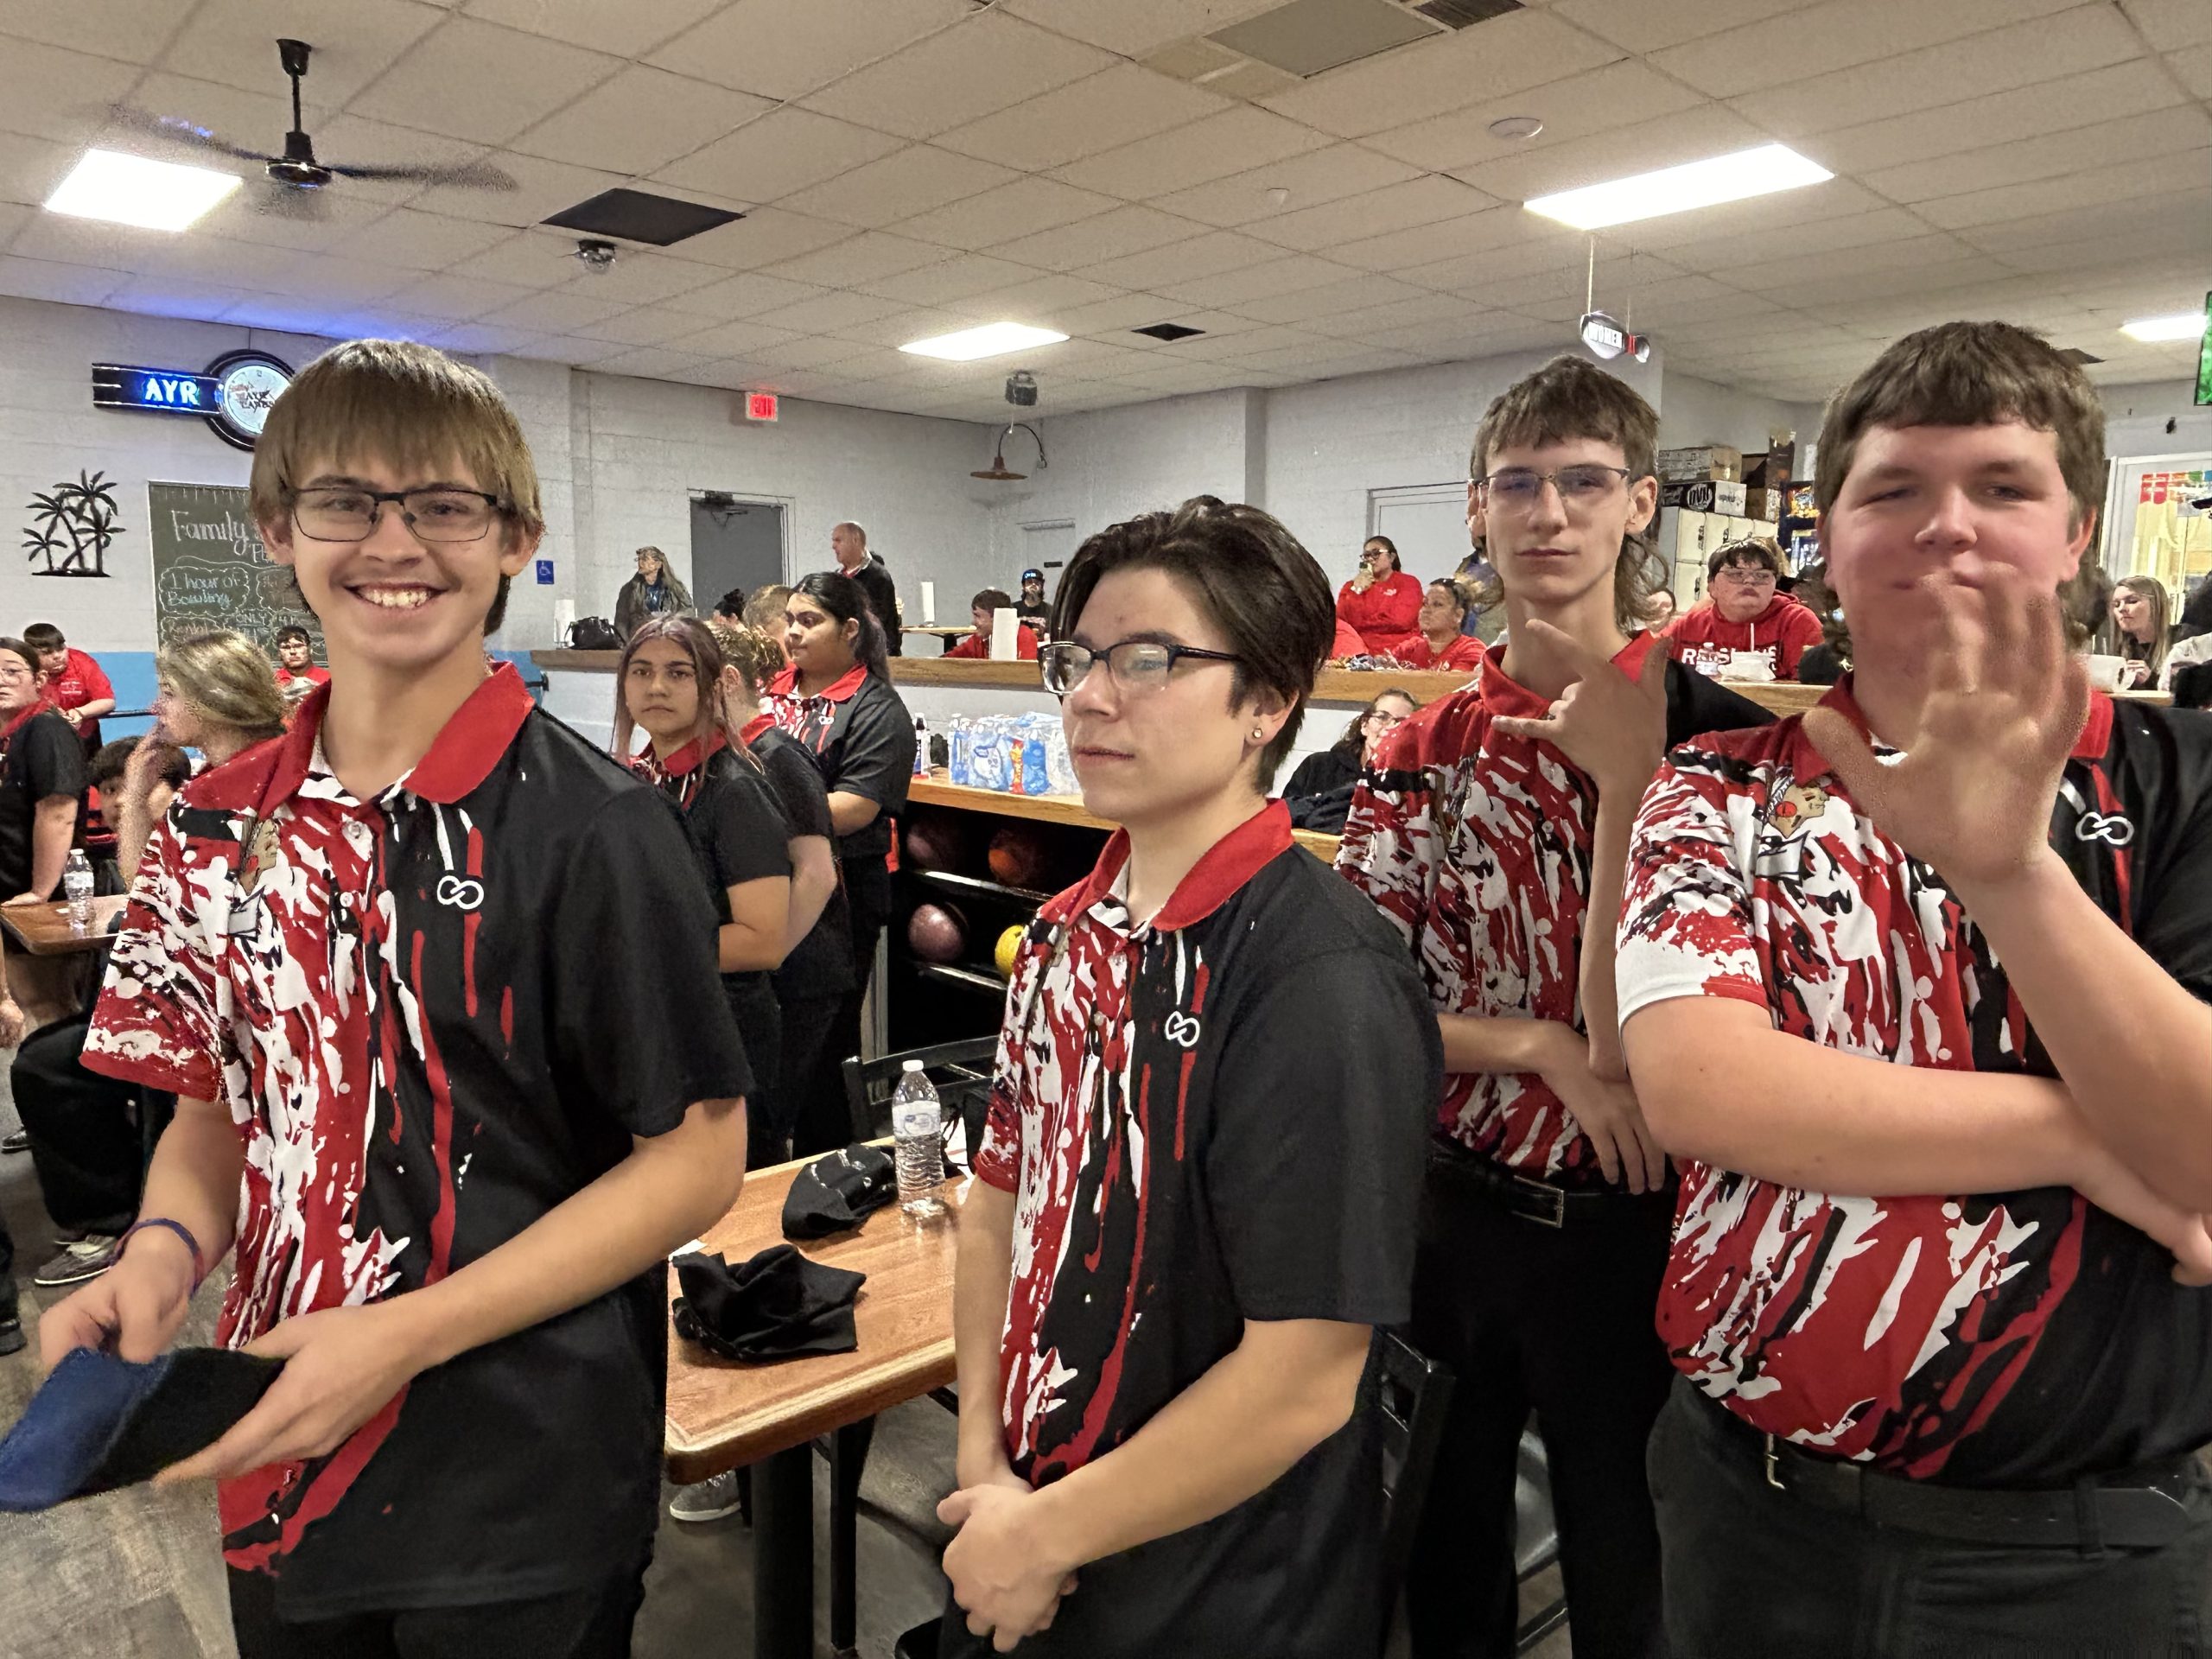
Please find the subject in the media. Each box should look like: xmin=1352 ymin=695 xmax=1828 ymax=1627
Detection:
xmin=1490 ymin=619 xmax=1670 ymax=801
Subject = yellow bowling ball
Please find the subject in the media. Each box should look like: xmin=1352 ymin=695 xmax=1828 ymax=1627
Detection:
xmin=995 ymin=925 xmax=1026 ymax=980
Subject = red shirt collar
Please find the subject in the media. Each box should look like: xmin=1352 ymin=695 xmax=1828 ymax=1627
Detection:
xmin=189 ymin=663 xmax=536 ymax=814
xmin=739 ymin=712 xmax=773 ymax=746
xmin=769 ymin=662 xmax=868 ymax=703
xmin=1048 ymin=799 xmax=1294 ymax=933
xmin=652 ymin=728 xmax=728 ymax=779
xmin=2 ymin=703 xmax=44 ymax=741
xmin=1478 ymin=631 xmax=1660 ymax=721
xmin=1808 ymin=674 xmax=2113 ymax=763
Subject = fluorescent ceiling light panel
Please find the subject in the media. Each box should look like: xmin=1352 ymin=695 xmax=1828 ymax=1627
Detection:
xmin=1524 ymin=143 xmax=1833 ymax=231
xmin=900 ymin=321 xmax=1068 ymax=361
xmin=2120 ymin=312 xmax=2207 ymax=343
xmin=46 ymin=149 xmax=242 ymax=232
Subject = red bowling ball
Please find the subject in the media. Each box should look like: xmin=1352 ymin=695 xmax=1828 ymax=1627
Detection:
xmin=906 ymin=902 xmax=967 ymax=964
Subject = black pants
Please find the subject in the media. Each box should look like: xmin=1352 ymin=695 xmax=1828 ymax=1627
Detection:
xmin=1649 ymin=1380 xmax=2212 ymax=1656
xmin=1405 ymin=1150 xmax=1675 ymax=1659
xmin=12 ymin=1015 xmax=142 ymax=1236
xmin=770 ymin=992 xmax=840 ymax=1162
xmin=797 ymin=860 xmax=890 ymax=1158
xmin=227 ymin=1563 xmax=647 ymax=1659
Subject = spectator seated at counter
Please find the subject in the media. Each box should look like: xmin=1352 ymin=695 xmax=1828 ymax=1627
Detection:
xmin=1279 ymin=689 xmax=1416 ymax=834
xmin=1393 ymin=580 xmax=1486 ymax=673
xmin=1336 ymin=534 xmax=1423 ymax=657
xmin=1663 ymin=536 xmax=1823 ymax=682
xmin=2104 ymin=575 xmax=2171 ymax=691
xmin=25 ymin=623 xmax=115 ymax=755
xmin=944 ymin=588 xmax=1040 ymax=660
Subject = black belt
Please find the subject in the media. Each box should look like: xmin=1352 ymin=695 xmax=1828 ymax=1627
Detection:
xmin=1425 ymin=1141 xmax=1673 ymax=1227
xmin=1700 ymin=1390 xmax=2200 ymax=1550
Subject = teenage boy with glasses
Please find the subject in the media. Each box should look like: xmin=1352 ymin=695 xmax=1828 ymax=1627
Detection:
xmin=1338 ymin=356 xmax=1768 ymax=1659
xmin=1620 ymin=321 xmax=2212 ymax=1655
xmin=1663 ymin=536 xmax=1823 ymax=682
xmin=937 ymin=497 xmax=1438 ymax=1657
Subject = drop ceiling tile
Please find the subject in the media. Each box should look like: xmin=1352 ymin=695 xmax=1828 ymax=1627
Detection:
xmin=997 ymin=0 xmax=1282 ymax=56
xmin=818 ymin=348 xmax=918 ymax=381
xmin=1395 ymin=231 xmax=1592 ymax=294
xmin=167 ymin=0 xmax=446 ymax=102
xmin=0 ymin=0 xmax=193 ymax=63
xmin=1143 ymin=322 xmax=1325 ymax=360
xmin=1448 ymin=105 xmax=1771 ymax=204
xmin=0 ymin=254 xmax=127 ymax=307
xmin=461 ymin=0 xmax=724 ymax=56
xmin=2170 ymin=43 xmax=2212 ymax=99
xmin=892 ymin=176 xmax=1122 ymax=251
xmin=423 ymin=321 xmax=550 ymax=356
xmin=1727 ymin=4 xmax=2145 ymax=137
xmin=292 ymin=115 xmax=501 ymax=207
xmin=749 ymin=289 xmax=913 ymax=334
xmin=1368 ymin=60 xmax=1704 ymax=176
xmin=1151 ymin=143 xmax=1422 ymax=228
xmin=748 ymin=335 xmax=878 ymax=370
xmin=1599 ymin=179 xmax=1893 ymax=252
xmin=510 ymin=67 xmax=774 ymax=175
xmin=658 ymin=270 xmax=835 ymax=318
xmin=826 ymin=307 xmax=978 ymax=348
xmin=1800 ymin=60 xmax=2187 ymax=176
xmin=1650 ymin=207 xmax=1933 ymax=272
xmin=1912 ymin=149 xmax=2210 ymax=232
xmin=410 ymin=149 xmax=627 ymax=230
xmin=854 ymin=253 xmax=1038 ymax=306
xmin=0 ymin=130 xmax=79 ymax=207
xmin=569 ymin=305 xmax=709 ymax=346
xmin=1548 ymin=0 xmax=1820 ymax=54
xmin=280 ymin=255 xmax=425 ymax=307
xmin=510 ymin=334 xmax=636 ymax=365
xmin=937 ymin=63 xmax=1229 ymax=172
xmin=1303 ymin=291 xmax=1488 ymax=340
xmin=589 ymin=346 xmax=721 ymax=380
xmin=1862 ymin=108 xmax=2210 ymax=205
xmin=1232 ymin=272 xmax=1430 ymax=325
xmin=672 ymin=207 xmax=855 ymax=270
xmin=986 ymin=204 xmax=1195 ymax=270
xmin=2120 ymin=0 xmax=2212 ymax=50
xmin=778 ymin=148 xmax=1018 ymax=230
xmin=188 ymin=190 xmax=397 ymax=255
xmin=558 ymin=252 xmax=727 ymax=307
xmin=478 ymin=287 xmax=634 ymax=332
xmin=332 ymin=207 xmax=515 ymax=271
xmin=1049 ymin=106 xmax=1332 ymax=200
xmin=384 ymin=270 xmax=541 ymax=319
xmin=0 ymin=41 xmax=156 ymax=144
xmin=446 ymin=230 xmax=588 ymax=289
xmin=658 ymin=317 xmax=806 ymax=357
xmin=347 ymin=17 xmax=621 ymax=146
xmin=1258 ymin=7 xmax=1623 ymax=141
xmin=1084 ymin=230 xmax=1286 ymax=292
xmin=1332 ymin=205 xmax=1576 ymax=274
xmin=1043 ymin=291 xmax=1192 ymax=334
xmin=759 ymin=232 xmax=953 ymax=287
xmin=1153 ymin=253 xmax=1363 ymax=307
xmin=653 ymin=109 xmax=904 ymax=207
xmin=1654 ymin=0 xmax=2081 ymax=100
xmin=800 ymin=11 xmax=1118 ymax=141
xmin=113 ymin=72 xmax=338 ymax=166
xmin=1247 ymin=175 xmax=1499 ymax=253
xmin=646 ymin=0 xmax=972 ymax=101
xmin=1743 ymin=251 xmax=2008 ymax=307
xmin=1352 ymin=314 xmax=1565 ymax=355
xmin=100 ymin=275 xmax=261 ymax=321
xmin=946 ymin=272 xmax=1122 ymax=321
xmin=6 ymin=213 xmax=182 ymax=273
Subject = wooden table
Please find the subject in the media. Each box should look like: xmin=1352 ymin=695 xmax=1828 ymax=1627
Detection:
xmin=0 ymin=895 xmax=128 ymax=956
xmin=911 ymin=772 xmax=1343 ymax=864
xmin=666 ymin=1154 xmax=961 ymax=1659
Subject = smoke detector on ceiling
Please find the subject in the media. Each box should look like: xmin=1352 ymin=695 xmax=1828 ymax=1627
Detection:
xmin=575 ymin=238 xmax=617 ymax=274
xmin=1488 ymin=115 xmax=1544 ymax=141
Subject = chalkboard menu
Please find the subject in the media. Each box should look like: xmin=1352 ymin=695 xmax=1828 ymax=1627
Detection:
xmin=146 ymin=481 xmax=323 ymax=659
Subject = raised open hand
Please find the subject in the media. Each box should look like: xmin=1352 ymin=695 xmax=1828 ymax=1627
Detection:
xmin=1804 ymin=571 xmax=2088 ymax=892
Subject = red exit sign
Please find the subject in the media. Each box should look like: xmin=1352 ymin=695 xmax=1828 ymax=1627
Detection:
xmin=744 ymin=391 xmax=779 ymax=423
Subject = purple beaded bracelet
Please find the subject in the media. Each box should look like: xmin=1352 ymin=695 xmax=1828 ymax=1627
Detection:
xmin=118 ymin=1217 xmax=206 ymax=1292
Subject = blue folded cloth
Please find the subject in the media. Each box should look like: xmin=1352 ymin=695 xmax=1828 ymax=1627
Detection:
xmin=0 ymin=1345 xmax=283 ymax=1510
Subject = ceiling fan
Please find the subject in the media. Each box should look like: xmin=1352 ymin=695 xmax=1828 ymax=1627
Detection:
xmin=106 ymin=38 xmax=516 ymax=219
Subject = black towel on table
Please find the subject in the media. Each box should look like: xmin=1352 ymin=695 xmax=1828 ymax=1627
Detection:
xmin=671 ymin=1245 xmax=866 ymax=1363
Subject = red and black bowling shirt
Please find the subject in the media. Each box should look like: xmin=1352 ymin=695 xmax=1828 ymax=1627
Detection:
xmin=761 ymin=662 xmax=914 ymax=867
xmin=974 ymin=801 xmax=1438 ymax=1656
xmin=1618 ymin=680 xmax=2212 ymax=1483
xmin=1338 ymin=635 xmax=1767 ymax=1187
xmin=84 ymin=664 xmax=751 ymax=1615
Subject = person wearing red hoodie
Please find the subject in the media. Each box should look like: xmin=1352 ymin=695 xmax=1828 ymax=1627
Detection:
xmin=944 ymin=587 xmax=1040 ymax=660
xmin=1337 ymin=536 xmax=1423 ymax=657
xmin=1665 ymin=537 xmax=1823 ymax=681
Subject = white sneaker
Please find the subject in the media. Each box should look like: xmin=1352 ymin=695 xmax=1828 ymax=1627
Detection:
xmin=669 ymin=1470 xmax=745 ymax=1523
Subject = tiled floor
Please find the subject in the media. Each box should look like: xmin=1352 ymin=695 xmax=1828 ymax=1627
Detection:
xmin=0 ymin=1086 xmax=1572 ymax=1659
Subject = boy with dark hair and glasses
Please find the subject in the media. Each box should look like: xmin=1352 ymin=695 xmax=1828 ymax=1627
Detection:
xmin=937 ymin=496 xmax=1438 ymax=1657
xmin=1621 ymin=320 xmax=2212 ymax=1654
xmin=1338 ymin=355 xmax=1768 ymax=1659
xmin=49 ymin=338 xmax=753 ymax=1658
xmin=271 ymin=623 xmax=330 ymax=702
xmin=1663 ymin=536 xmax=1824 ymax=682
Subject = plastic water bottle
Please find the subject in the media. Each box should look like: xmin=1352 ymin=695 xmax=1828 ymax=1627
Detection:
xmin=63 ymin=849 xmax=92 ymax=931
xmin=892 ymin=1060 xmax=946 ymax=1218
xmin=912 ymin=715 xmax=930 ymax=777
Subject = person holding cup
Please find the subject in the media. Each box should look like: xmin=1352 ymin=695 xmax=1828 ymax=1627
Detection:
xmin=2106 ymin=575 xmax=2171 ymax=690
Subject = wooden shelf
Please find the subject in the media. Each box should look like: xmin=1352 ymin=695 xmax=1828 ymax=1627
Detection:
xmin=911 ymin=867 xmax=1055 ymax=906
xmin=910 ymin=774 xmax=1342 ymax=864
xmin=912 ymin=961 xmax=1011 ymax=995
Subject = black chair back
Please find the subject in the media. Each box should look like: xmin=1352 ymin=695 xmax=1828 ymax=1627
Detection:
xmin=1377 ymin=1330 xmax=1454 ymax=1605
xmin=840 ymin=1035 xmax=998 ymax=1162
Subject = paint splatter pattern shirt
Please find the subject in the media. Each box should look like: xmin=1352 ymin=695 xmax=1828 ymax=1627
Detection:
xmin=85 ymin=666 xmax=750 ymax=1615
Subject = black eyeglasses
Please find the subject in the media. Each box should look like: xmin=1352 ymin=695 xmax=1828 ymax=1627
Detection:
xmin=1039 ymin=638 xmax=1243 ymax=696
xmin=1476 ymin=465 xmax=1632 ymax=509
xmin=289 ymin=486 xmax=506 ymax=543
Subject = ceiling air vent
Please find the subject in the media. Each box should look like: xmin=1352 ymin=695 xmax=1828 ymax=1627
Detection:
xmin=1405 ymin=0 xmax=1521 ymax=29
xmin=543 ymin=188 xmax=742 ymax=248
xmin=1133 ymin=322 xmax=1206 ymax=341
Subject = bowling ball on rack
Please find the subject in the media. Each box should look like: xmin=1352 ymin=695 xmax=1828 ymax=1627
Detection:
xmin=906 ymin=902 xmax=967 ymax=964
xmin=987 ymin=824 xmax=1049 ymax=888
xmin=903 ymin=811 xmax=965 ymax=873
xmin=995 ymin=925 xmax=1026 ymax=980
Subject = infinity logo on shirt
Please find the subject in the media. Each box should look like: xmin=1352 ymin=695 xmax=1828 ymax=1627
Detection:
xmin=2075 ymin=812 xmax=2134 ymax=848
xmin=435 ymin=875 xmax=486 ymax=911
xmin=1163 ymin=1012 xmax=1202 ymax=1049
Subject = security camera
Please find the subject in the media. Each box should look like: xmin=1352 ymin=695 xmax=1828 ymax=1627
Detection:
xmin=575 ymin=238 xmax=617 ymax=275
xmin=1005 ymin=372 xmax=1039 ymax=407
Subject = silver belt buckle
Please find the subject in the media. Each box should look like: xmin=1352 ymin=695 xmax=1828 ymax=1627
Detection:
xmin=1764 ymin=1433 xmax=1785 ymax=1491
xmin=1514 ymin=1174 xmax=1567 ymax=1228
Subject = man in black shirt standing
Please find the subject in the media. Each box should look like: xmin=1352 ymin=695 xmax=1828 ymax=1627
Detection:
xmin=831 ymin=521 xmax=901 ymax=657
xmin=0 ymin=637 xmax=86 ymax=903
